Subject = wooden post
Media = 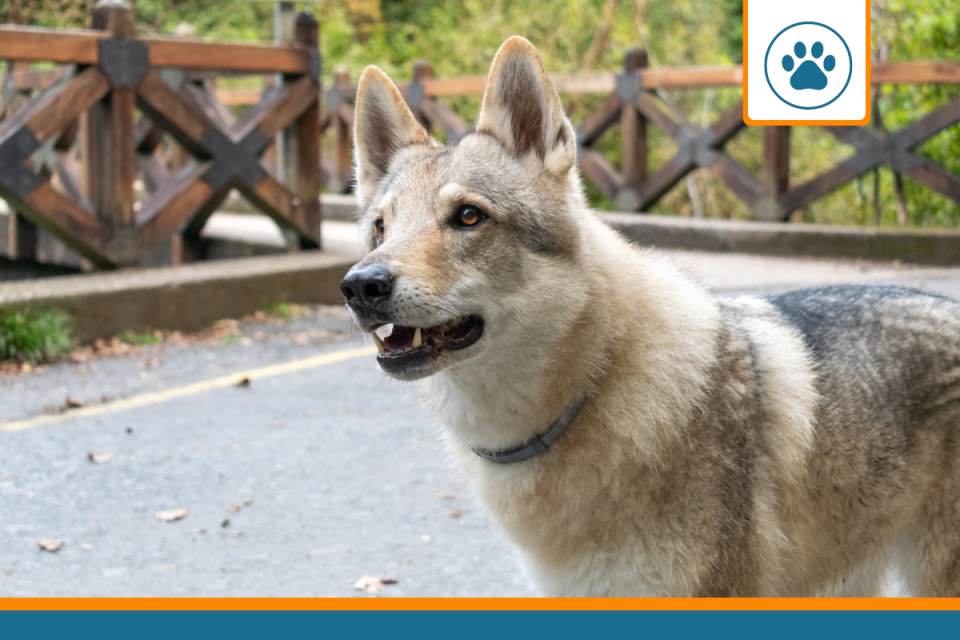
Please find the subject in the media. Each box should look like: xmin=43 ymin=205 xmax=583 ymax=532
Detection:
xmin=333 ymin=66 xmax=353 ymax=193
xmin=621 ymin=48 xmax=648 ymax=190
xmin=762 ymin=126 xmax=790 ymax=220
xmin=409 ymin=60 xmax=434 ymax=130
xmin=85 ymin=0 xmax=137 ymax=243
xmin=274 ymin=0 xmax=296 ymax=183
xmin=4 ymin=211 xmax=38 ymax=261
xmin=291 ymin=12 xmax=321 ymax=248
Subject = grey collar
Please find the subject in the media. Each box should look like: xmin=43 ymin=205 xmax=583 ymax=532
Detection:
xmin=471 ymin=396 xmax=588 ymax=464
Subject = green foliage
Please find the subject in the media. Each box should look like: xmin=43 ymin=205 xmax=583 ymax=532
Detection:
xmin=0 ymin=308 xmax=73 ymax=363
xmin=117 ymin=330 xmax=161 ymax=346
xmin=2 ymin=0 xmax=957 ymax=227
xmin=263 ymin=302 xmax=304 ymax=321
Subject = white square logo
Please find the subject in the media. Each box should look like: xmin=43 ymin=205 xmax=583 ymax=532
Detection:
xmin=744 ymin=0 xmax=870 ymax=125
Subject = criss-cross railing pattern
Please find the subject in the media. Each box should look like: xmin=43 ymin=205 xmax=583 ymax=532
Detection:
xmin=0 ymin=1 xmax=321 ymax=268
xmin=317 ymin=50 xmax=959 ymax=223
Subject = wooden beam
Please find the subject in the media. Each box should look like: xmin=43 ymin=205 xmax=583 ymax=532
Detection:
xmin=233 ymin=75 xmax=317 ymax=143
xmin=0 ymin=26 xmax=101 ymax=65
xmin=621 ymin=49 xmax=649 ymax=188
xmin=578 ymin=151 xmax=622 ymax=199
xmin=10 ymin=182 xmax=113 ymax=268
xmin=136 ymin=163 xmax=216 ymax=243
xmin=873 ymin=61 xmax=960 ymax=85
xmin=289 ymin=11 xmax=322 ymax=248
xmin=576 ymin=92 xmax=621 ymax=147
xmin=86 ymin=0 xmax=137 ymax=232
xmin=763 ymin=127 xmax=791 ymax=203
xmin=136 ymin=71 xmax=212 ymax=154
xmin=0 ymin=67 xmax=109 ymax=144
xmin=10 ymin=67 xmax=68 ymax=92
xmin=145 ymin=38 xmax=310 ymax=74
xmin=239 ymin=173 xmax=319 ymax=243
xmin=633 ymin=151 xmax=697 ymax=211
xmin=420 ymin=100 xmax=469 ymax=142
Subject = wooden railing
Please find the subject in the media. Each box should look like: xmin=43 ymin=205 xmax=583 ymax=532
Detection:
xmin=315 ymin=51 xmax=960 ymax=222
xmin=3 ymin=10 xmax=958 ymax=271
xmin=0 ymin=1 xmax=321 ymax=269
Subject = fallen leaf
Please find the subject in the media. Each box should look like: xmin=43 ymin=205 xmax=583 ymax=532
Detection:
xmin=87 ymin=451 xmax=113 ymax=464
xmin=352 ymin=575 xmax=398 ymax=593
xmin=155 ymin=508 xmax=188 ymax=523
xmin=65 ymin=396 xmax=86 ymax=409
xmin=449 ymin=510 xmax=463 ymax=519
xmin=37 ymin=538 xmax=63 ymax=553
xmin=236 ymin=376 xmax=251 ymax=388
xmin=221 ymin=518 xmax=231 ymax=529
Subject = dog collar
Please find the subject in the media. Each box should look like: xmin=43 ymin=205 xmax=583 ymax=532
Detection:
xmin=471 ymin=396 xmax=588 ymax=464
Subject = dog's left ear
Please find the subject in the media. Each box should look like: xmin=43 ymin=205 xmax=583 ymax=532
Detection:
xmin=476 ymin=36 xmax=577 ymax=176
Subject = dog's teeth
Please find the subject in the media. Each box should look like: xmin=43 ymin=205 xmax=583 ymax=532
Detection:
xmin=372 ymin=332 xmax=385 ymax=353
xmin=374 ymin=324 xmax=393 ymax=340
xmin=412 ymin=327 xmax=423 ymax=348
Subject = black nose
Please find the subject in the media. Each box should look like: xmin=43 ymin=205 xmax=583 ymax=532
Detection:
xmin=340 ymin=263 xmax=395 ymax=308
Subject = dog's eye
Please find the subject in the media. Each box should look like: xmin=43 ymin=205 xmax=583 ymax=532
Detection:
xmin=373 ymin=218 xmax=385 ymax=244
xmin=451 ymin=205 xmax=486 ymax=229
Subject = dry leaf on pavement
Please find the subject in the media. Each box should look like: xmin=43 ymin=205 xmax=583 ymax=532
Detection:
xmin=352 ymin=575 xmax=398 ymax=593
xmin=155 ymin=508 xmax=188 ymax=523
xmin=87 ymin=451 xmax=113 ymax=464
xmin=37 ymin=538 xmax=63 ymax=553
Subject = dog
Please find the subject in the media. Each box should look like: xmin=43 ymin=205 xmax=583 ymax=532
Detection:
xmin=340 ymin=36 xmax=960 ymax=596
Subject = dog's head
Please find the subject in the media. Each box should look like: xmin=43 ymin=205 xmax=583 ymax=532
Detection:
xmin=341 ymin=37 xmax=590 ymax=381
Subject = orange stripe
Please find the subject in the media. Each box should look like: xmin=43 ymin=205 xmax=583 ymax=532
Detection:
xmin=1 ymin=598 xmax=959 ymax=611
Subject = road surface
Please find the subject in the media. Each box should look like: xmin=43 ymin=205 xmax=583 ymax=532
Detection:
xmin=1 ymin=248 xmax=959 ymax=596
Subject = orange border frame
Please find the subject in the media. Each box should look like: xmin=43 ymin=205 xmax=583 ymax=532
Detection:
xmin=0 ymin=598 xmax=959 ymax=610
xmin=742 ymin=0 xmax=872 ymax=126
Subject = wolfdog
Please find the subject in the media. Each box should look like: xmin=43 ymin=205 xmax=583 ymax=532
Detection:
xmin=340 ymin=36 xmax=960 ymax=596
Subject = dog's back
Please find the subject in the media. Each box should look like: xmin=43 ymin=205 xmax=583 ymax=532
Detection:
xmin=767 ymin=285 xmax=960 ymax=595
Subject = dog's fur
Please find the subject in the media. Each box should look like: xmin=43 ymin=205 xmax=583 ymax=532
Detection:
xmin=344 ymin=37 xmax=960 ymax=596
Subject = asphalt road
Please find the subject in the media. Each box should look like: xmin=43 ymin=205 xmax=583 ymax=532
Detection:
xmin=1 ymin=250 xmax=959 ymax=597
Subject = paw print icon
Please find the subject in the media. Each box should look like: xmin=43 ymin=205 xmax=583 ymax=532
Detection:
xmin=764 ymin=22 xmax=852 ymax=110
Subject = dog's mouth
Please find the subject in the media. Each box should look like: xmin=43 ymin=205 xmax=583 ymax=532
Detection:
xmin=370 ymin=315 xmax=484 ymax=376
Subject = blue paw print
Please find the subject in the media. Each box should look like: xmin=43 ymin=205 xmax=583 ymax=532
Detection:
xmin=781 ymin=41 xmax=836 ymax=90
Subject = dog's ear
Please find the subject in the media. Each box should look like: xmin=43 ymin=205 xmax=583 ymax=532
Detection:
xmin=476 ymin=36 xmax=577 ymax=176
xmin=354 ymin=65 xmax=431 ymax=205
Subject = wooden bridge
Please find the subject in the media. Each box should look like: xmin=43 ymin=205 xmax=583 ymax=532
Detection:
xmin=2 ymin=1 xmax=959 ymax=271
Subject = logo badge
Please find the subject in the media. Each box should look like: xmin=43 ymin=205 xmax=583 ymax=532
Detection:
xmin=744 ymin=1 xmax=870 ymax=125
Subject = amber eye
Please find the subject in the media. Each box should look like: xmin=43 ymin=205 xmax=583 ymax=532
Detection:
xmin=452 ymin=205 xmax=486 ymax=229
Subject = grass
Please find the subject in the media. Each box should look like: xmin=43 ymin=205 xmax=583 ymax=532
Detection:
xmin=117 ymin=330 xmax=162 ymax=346
xmin=0 ymin=308 xmax=73 ymax=363
xmin=263 ymin=302 xmax=302 ymax=321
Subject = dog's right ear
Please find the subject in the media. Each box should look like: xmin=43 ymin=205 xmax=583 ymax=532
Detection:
xmin=354 ymin=66 xmax=431 ymax=206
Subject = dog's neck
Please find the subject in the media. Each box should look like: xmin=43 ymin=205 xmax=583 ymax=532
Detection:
xmin=418 ymin=218 xmax=617 ymax=454
xmin=419 ymin=213 xmax=722 ymax=463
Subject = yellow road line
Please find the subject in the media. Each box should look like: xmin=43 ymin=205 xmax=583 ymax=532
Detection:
xmin=0 ymin=345 xmax=376 ymax=434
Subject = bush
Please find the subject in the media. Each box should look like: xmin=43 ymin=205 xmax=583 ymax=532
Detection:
xmin=0 ymin=308 xmax=73 ymax=363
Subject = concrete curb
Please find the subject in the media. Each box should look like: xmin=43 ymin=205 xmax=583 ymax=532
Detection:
xmin=601 ymin=212 xmax=960 ymax=266
xmin=0 ymin=251 xmax=357 ymax=343
xmin=317 ymin=196 xmax=960 ymax=265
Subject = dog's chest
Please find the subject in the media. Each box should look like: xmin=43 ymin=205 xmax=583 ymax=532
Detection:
xmin=469 ymin=458 xmax=704 ymax=596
